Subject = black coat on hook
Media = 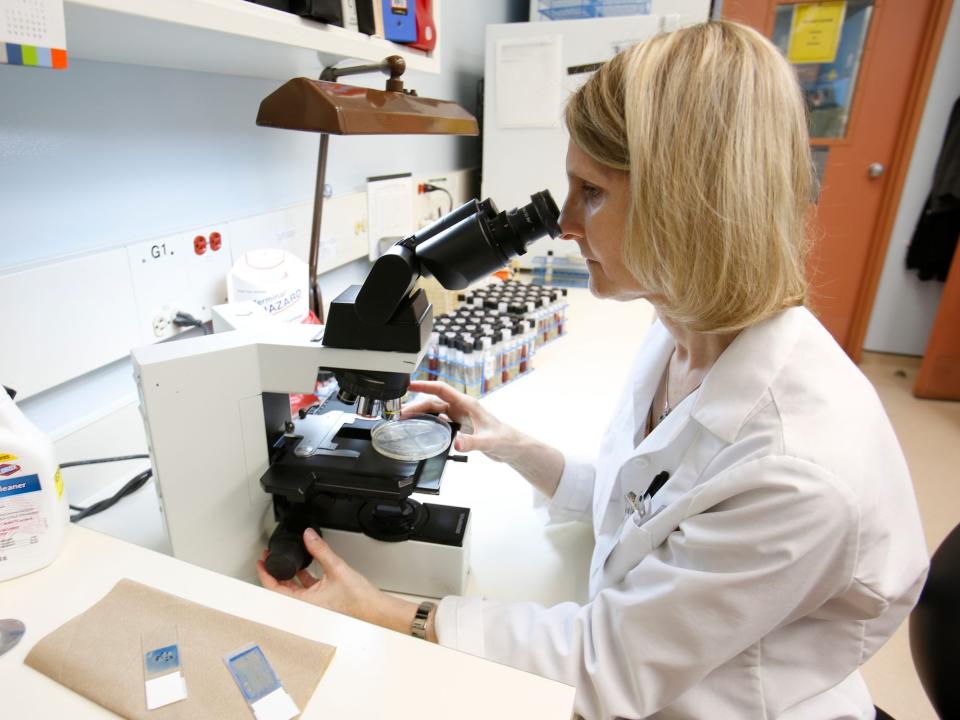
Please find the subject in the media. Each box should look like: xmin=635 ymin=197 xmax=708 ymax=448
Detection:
xmin=906 ymin=96 xmax=960 ymax=282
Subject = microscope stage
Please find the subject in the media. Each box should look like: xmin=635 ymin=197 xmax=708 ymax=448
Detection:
xmin=260 ymin=405 xmax=455 ymax=502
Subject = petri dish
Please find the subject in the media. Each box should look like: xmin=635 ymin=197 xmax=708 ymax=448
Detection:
xmin=370 ymin=413 xmax=452 ymax=462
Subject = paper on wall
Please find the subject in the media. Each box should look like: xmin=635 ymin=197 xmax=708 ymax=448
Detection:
xmin=366 ymin=173 xmax=414 ymax=261
xmin=495 ymin=35 xmax=563 ymax=129
xmin=0 ymin=0 xmax=67 ymax=69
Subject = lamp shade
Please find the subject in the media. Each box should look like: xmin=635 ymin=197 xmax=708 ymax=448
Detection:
xmin=256 ymin=78 xmax=479 ymax=136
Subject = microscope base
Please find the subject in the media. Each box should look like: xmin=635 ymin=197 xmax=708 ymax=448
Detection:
xmin=318 ymin=519 xmax=471 ymax=598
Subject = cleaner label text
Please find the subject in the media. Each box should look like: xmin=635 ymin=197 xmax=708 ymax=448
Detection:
xmin=0 ymin=474 xmax=41 ymax=498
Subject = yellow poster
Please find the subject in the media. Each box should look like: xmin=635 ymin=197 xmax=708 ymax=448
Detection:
xmin=787 ymin=2 xmax=847 ymax=65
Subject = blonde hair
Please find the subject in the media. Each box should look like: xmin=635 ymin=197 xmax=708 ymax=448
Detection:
xmin=565 ymin=21 xmax=813 ymax=333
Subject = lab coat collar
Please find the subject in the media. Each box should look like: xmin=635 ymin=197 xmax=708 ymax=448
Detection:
xmin=690 ymin=305 xmax=808 ymax=444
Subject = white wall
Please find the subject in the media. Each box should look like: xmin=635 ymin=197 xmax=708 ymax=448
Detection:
xmin=863 ymin=1 xmax=960 ymax=355
xmin=0 ymin=2 xmax=526 ymax=271
xmin=4 ymin=1 xmax=526 ymax=455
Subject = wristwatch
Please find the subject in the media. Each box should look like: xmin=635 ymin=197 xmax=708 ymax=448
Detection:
xmin=411 ymin=600 xmax=437 ymax=639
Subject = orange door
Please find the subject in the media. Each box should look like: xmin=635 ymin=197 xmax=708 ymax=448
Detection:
xmin=723 ymin=0 xmax=950 ymax=358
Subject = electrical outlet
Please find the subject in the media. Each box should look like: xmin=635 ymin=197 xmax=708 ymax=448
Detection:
xmin=416 ymin=175 xmax=454 ymax=227
xmin=152 ymin=306 xmax=175 ymax=337
xmin=127 ymin=226 xmax=233 ymax=344
xmin=414 ymin=169 xmax=475 ymax=229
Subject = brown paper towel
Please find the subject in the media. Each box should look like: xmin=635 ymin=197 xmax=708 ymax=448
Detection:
xmin=24 ymin=579 xmax=336 ymax=719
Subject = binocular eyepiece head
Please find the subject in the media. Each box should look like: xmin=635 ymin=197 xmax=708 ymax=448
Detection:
xmin=414 ymin=190 xmax=561 ymax=290
xmin=353 ymin=189 xmax=561 ymax=327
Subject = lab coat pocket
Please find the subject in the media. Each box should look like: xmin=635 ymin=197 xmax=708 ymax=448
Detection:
xmin=600 ymin=517 xmax=654 ymax=587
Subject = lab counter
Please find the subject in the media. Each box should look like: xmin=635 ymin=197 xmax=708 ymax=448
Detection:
xmin=0 ymin=524 xmax=575 ymax=719
xmin=1 ymin=288 xmax=656 ymax=718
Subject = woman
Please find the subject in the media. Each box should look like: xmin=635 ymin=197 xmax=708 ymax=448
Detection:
xmin=258 ymin=21 xmax=928 ymax=719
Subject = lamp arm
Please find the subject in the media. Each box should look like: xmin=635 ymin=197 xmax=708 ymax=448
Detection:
xmin=307 ymin=132 xmax=330 ymax=321
xmin=320 ymin=56 xmax=408 ymax=93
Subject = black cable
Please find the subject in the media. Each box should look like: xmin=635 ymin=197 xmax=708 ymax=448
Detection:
xmin=436 ymin=187 xmax=453 ymax=213
xmin=173 ymin=311 xmax=211 ymax=335
xmin=60 ymin=454 xmax=152 ymax=516
xmin=60 ymin=454 xmax=150 ymax=469
xmin=421 ymin=183 xmax=454 ymax=213
xmin=70 ymin=468 xmax=153 ymax=522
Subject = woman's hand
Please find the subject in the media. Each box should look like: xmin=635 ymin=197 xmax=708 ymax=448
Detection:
xmin=405 ymin=380 xmax=565 ymax=498
xmin=256 ymin=528 xmax=436 ymax=640
xmin=405 ymin=380 xmax=519 ymax=462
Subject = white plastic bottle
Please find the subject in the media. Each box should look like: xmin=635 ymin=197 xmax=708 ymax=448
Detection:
xmin=0 ymin=386 xmax=69 ymax=582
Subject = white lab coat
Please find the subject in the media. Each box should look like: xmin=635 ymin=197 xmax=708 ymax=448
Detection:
xmin=435 ymin=306 xmax=928 ymax=720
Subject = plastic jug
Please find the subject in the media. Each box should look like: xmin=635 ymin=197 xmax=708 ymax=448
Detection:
xmin=0 ymin=386 xmax=68 ymax=582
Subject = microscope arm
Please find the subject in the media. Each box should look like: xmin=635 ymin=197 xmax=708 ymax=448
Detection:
xmin=353 ymin=198 xmax=492 ymax=327
xmin=354 ymin=244 xmax=420 ymax=327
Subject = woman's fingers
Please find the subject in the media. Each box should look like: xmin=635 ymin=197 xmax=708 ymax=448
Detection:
xmin=303 ymin=528 xmax=345 ymax=577
xmin=401 ymin=397 xmax=448 ymax=418
xmin=454 ymin=429 xmax=495 ymax=452
xmin=409 ymin=381 xmax=468 ymax=405
xmin=297 ymin=568 xmax=319 ymax=588
xmin=255 ymin=559 xmax=298 ymax=596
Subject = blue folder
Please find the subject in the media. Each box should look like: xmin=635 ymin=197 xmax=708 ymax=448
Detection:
xmin=382 ymin=0 xmax=417 ymax=43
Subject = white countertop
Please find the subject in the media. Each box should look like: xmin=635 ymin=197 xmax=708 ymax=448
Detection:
xmin=2 ymin=287 xmax=655 ymax=718
xmin=0 ymin=525 xmax=574 ymax=719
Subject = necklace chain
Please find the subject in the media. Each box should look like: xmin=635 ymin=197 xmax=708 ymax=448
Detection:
xmin=656 ymin=351 xmax=703 ymax=426
xmin=658 ymin=361 xmax=672 ymax=424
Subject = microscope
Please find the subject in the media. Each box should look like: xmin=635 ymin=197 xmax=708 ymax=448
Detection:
xmin=133 ymin=190 xmax=560 ymax=597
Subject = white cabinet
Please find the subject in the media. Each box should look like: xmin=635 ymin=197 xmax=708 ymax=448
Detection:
xmin=64 ymin=0 xmax=441 ymax=80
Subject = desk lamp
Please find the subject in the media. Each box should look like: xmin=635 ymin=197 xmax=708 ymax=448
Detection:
xmin=256 ymin=56 xmax=479 ymax=321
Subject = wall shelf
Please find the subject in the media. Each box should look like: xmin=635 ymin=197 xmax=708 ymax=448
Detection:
xmin=64 ymin=0 xmax=440 ymax=81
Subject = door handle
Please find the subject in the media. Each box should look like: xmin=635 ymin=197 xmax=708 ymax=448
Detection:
xmin=868 ymin=162 xmax=885 ymax=178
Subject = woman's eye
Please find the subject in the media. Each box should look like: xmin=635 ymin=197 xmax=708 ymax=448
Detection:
xmin=582 ymin=183 xmax=602 ymax=200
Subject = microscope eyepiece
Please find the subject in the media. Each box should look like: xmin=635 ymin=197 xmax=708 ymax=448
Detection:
xmin=487 ymin=190 xmax=561 ymax=259
xmin=415 ymin=189 xmax=561 ymax=290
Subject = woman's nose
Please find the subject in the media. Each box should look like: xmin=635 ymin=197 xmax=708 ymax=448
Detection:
xmin=557 ymin=197 xmax=583 ymax=243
